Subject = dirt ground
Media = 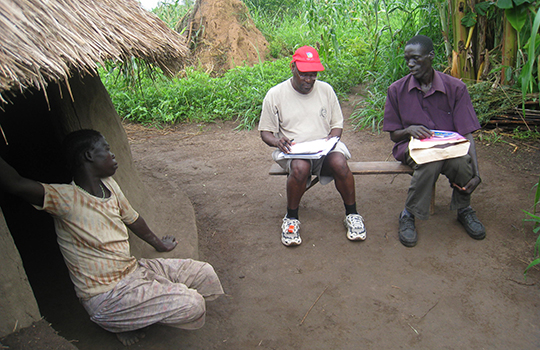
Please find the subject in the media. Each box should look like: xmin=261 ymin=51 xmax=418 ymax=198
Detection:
xmin=3 ymin=93 xmax=540 ymax=349
xmin=120 ymin=103 xmax=540 ymax=350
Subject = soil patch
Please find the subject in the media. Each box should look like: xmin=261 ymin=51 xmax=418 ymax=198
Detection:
xmin=0 ymin=320 xmax=77 ymax=350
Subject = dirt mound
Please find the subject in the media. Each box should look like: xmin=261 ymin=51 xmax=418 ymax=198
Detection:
xmin=187 ymin=0 xmax=269 ymax=74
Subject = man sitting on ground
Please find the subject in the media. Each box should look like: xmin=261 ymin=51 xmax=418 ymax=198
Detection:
xmin=0 ymin=129 xmax=224 ymax=345
xmin=259 ymin=45 xmax=366 ymax=246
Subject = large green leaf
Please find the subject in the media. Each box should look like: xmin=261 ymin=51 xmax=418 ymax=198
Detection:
xmin=513 ymin=0 xmax=534 ymax=6
xmin=496 ymin=0 xmax=514 ymax=9
xmin=505 ymin=6 xmax=529 ymax=32
xmin=522 ymin=9 xmax=540 ymax=96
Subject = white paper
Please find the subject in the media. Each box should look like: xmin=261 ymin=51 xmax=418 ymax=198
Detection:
xmin=409 ymin=130 xmax=470 ymax=164
xmin=277 ymin=137 xmax=340 ymax=160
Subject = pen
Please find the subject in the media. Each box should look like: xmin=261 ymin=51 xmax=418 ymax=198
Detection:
xmin=452 ymin=183 xmax=466 ymax=191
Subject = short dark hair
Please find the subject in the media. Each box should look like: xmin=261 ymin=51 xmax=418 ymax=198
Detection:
xmin=62 ymin=129 xmax=103 ymax=174
xmin=406 ymin=35 xmax=434 ymax=54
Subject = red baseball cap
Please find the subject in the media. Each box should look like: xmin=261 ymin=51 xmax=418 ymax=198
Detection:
xmin=291 ymin=46 xmax=325 ymax=72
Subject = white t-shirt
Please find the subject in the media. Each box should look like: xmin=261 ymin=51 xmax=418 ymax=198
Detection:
xmin=258 ymin=79 xmax=344 ymax=143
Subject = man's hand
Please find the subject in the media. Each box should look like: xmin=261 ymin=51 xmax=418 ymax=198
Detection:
xmin=389 ymin=125 xmax=432 ymax=143
xmin=276 ymin=137 xmax=294 ymax=153
xmin=407 ymin=125 xmax=433 ymax=139
xmin=260 ymin=131 xmax=294 ymax=153
xmin=452 ymin=175 xmax=481 ymax=195
xmin=156 ymin=235 xmax=177 ymax=252
xmin=127 ymin=217 xmax=179 ymax=252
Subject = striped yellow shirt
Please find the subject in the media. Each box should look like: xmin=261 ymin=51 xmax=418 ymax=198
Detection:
xmin=34 ymin=177 xmax=139 ymax=299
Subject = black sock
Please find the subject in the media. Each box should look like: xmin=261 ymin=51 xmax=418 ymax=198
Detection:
xmin=287 ymin=208 xmax=299 ymax=219
xmin=344 ymin=203 xmax=357 ymax=216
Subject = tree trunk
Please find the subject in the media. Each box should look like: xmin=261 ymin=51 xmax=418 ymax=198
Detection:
xmin=437 ymin=0 xmax=453 ymax=66
xmin=451 ymin=0 xmax=475 ymax=81
xmin=501 ymin=13 xmax=517 ymax=85
xmin=476 ymin=11 xmax=487 ymax=81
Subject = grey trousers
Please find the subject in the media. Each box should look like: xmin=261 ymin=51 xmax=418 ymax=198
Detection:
xmin=404 ymin=152 xmax=474 ymax=220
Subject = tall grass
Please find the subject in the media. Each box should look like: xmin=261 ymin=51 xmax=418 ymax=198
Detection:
xmin=103 ymin=58 xmax=290 ymax=128
xmin=101 ymin=0 xmax=441 ymax=129
xmin=102 ymin=53 xmax=363 ymax=128
xmin=151 ymin=0 xmax=192 ymax=31
xmin=349 ymin=0 xmax=443 ymax=131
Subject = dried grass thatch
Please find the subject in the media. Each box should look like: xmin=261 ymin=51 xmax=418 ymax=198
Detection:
xmin=0 ymin=0 xmax=188 ymax=103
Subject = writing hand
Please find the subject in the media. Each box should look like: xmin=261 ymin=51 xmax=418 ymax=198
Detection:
xmin=451 ymin=176 xmax=481 ymax=195
xmin=157 ymin=235 xmax=178 ymax=252
xmin=276 ymin=137 xmax=294 ymax=153
xmin=407 ymin=125 xmax=433 ymax=140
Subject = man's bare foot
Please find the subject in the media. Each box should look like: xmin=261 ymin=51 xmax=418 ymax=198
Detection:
xmin=116 ymin=330 xmax=145 ymax=346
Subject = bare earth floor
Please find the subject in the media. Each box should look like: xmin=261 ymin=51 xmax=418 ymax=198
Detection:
xmin=6 ymin=95 xmax=540 ymax=349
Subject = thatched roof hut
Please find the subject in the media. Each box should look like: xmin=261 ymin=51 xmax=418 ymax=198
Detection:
xmin=0 ymin=0 xmax=188 ymax=103
xmin=0 ymin=0 xmax=198 ymax=344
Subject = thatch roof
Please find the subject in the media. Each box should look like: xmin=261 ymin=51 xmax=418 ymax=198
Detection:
xmin=0 ymin=0 xmax=188 ymax=103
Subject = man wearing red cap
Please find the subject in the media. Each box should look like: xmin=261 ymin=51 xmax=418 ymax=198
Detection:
xmin=258 ymin=45 xmax=366 ymax=246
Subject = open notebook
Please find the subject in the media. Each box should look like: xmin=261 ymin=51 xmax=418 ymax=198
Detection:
xmin=277 ymin=136 xmax=340 ymax=160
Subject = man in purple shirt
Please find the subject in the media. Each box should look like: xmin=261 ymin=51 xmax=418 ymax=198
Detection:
xmin=383 ymin=35 xmax=485 ymax=247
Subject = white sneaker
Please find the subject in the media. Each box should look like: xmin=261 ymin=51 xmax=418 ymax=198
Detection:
xmin=281 ymin=216 xmax=301 ymax=246
xmin=344 ymin=214 xmax=366 ymax=241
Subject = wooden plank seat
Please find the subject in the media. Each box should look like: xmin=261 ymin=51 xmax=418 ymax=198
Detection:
xmin=269 ymin=161 xmax=436 ymax=214
xmin=269 ymin=161 xmax=413 ymax=177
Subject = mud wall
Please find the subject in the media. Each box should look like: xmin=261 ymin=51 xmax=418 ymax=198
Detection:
xmin=0 ymin=210 xmax=40 ymax=338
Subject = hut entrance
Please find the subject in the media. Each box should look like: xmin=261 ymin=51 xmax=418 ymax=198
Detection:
xmin=0 ymin=89 xmax=86 ymax=332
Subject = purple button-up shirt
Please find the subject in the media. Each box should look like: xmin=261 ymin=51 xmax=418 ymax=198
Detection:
xmin=383 ymin=70 xmax=480 ymax=162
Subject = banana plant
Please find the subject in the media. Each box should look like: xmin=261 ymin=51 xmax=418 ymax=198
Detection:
xmin=496 ymin=0 xmax=535 ymax=84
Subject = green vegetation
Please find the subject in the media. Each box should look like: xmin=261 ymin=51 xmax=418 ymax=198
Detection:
xmin=151 ymin=0 xmax=193 ymax=31
xmin=101 ymin=0 xmax=369 ymax=127
xmin=524 ymin=175 xmax=540 ymax=277
xmin=101 ymin=0 xmax=540 ymax=132
xmin=102 ymin=59 xmax=290 ymax=128
xmin=101 ymin=54 xmax=362 ymax=128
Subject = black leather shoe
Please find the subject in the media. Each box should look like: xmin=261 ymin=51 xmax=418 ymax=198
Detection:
xmin=457 ymin=207 xmax=486 ymax=240
xmin=398 ymin=213 xmax=417 ymax=247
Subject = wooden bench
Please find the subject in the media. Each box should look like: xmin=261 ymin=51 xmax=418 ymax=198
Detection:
xmin=269 ymin=161 xmax=436 ymax=214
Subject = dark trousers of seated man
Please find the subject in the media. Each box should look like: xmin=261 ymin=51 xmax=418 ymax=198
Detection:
xmin=404 ymin=152 xmax=473 ymax=220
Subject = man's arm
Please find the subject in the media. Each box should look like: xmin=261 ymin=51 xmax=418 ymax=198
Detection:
xmin=260 ymin=130 xmax=294 ymax=153
xmin=126 ymin=216 xmax=177 ymax=252
xmin=455 ymin=133 xmax=481 ymax=194
xmin=0 ymin=156 xmax=44 ymax=207
xmin=328 ymin=128 xmax=342 ymax=139
xmin=389 ymin=125 xmax=433 ymax=143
